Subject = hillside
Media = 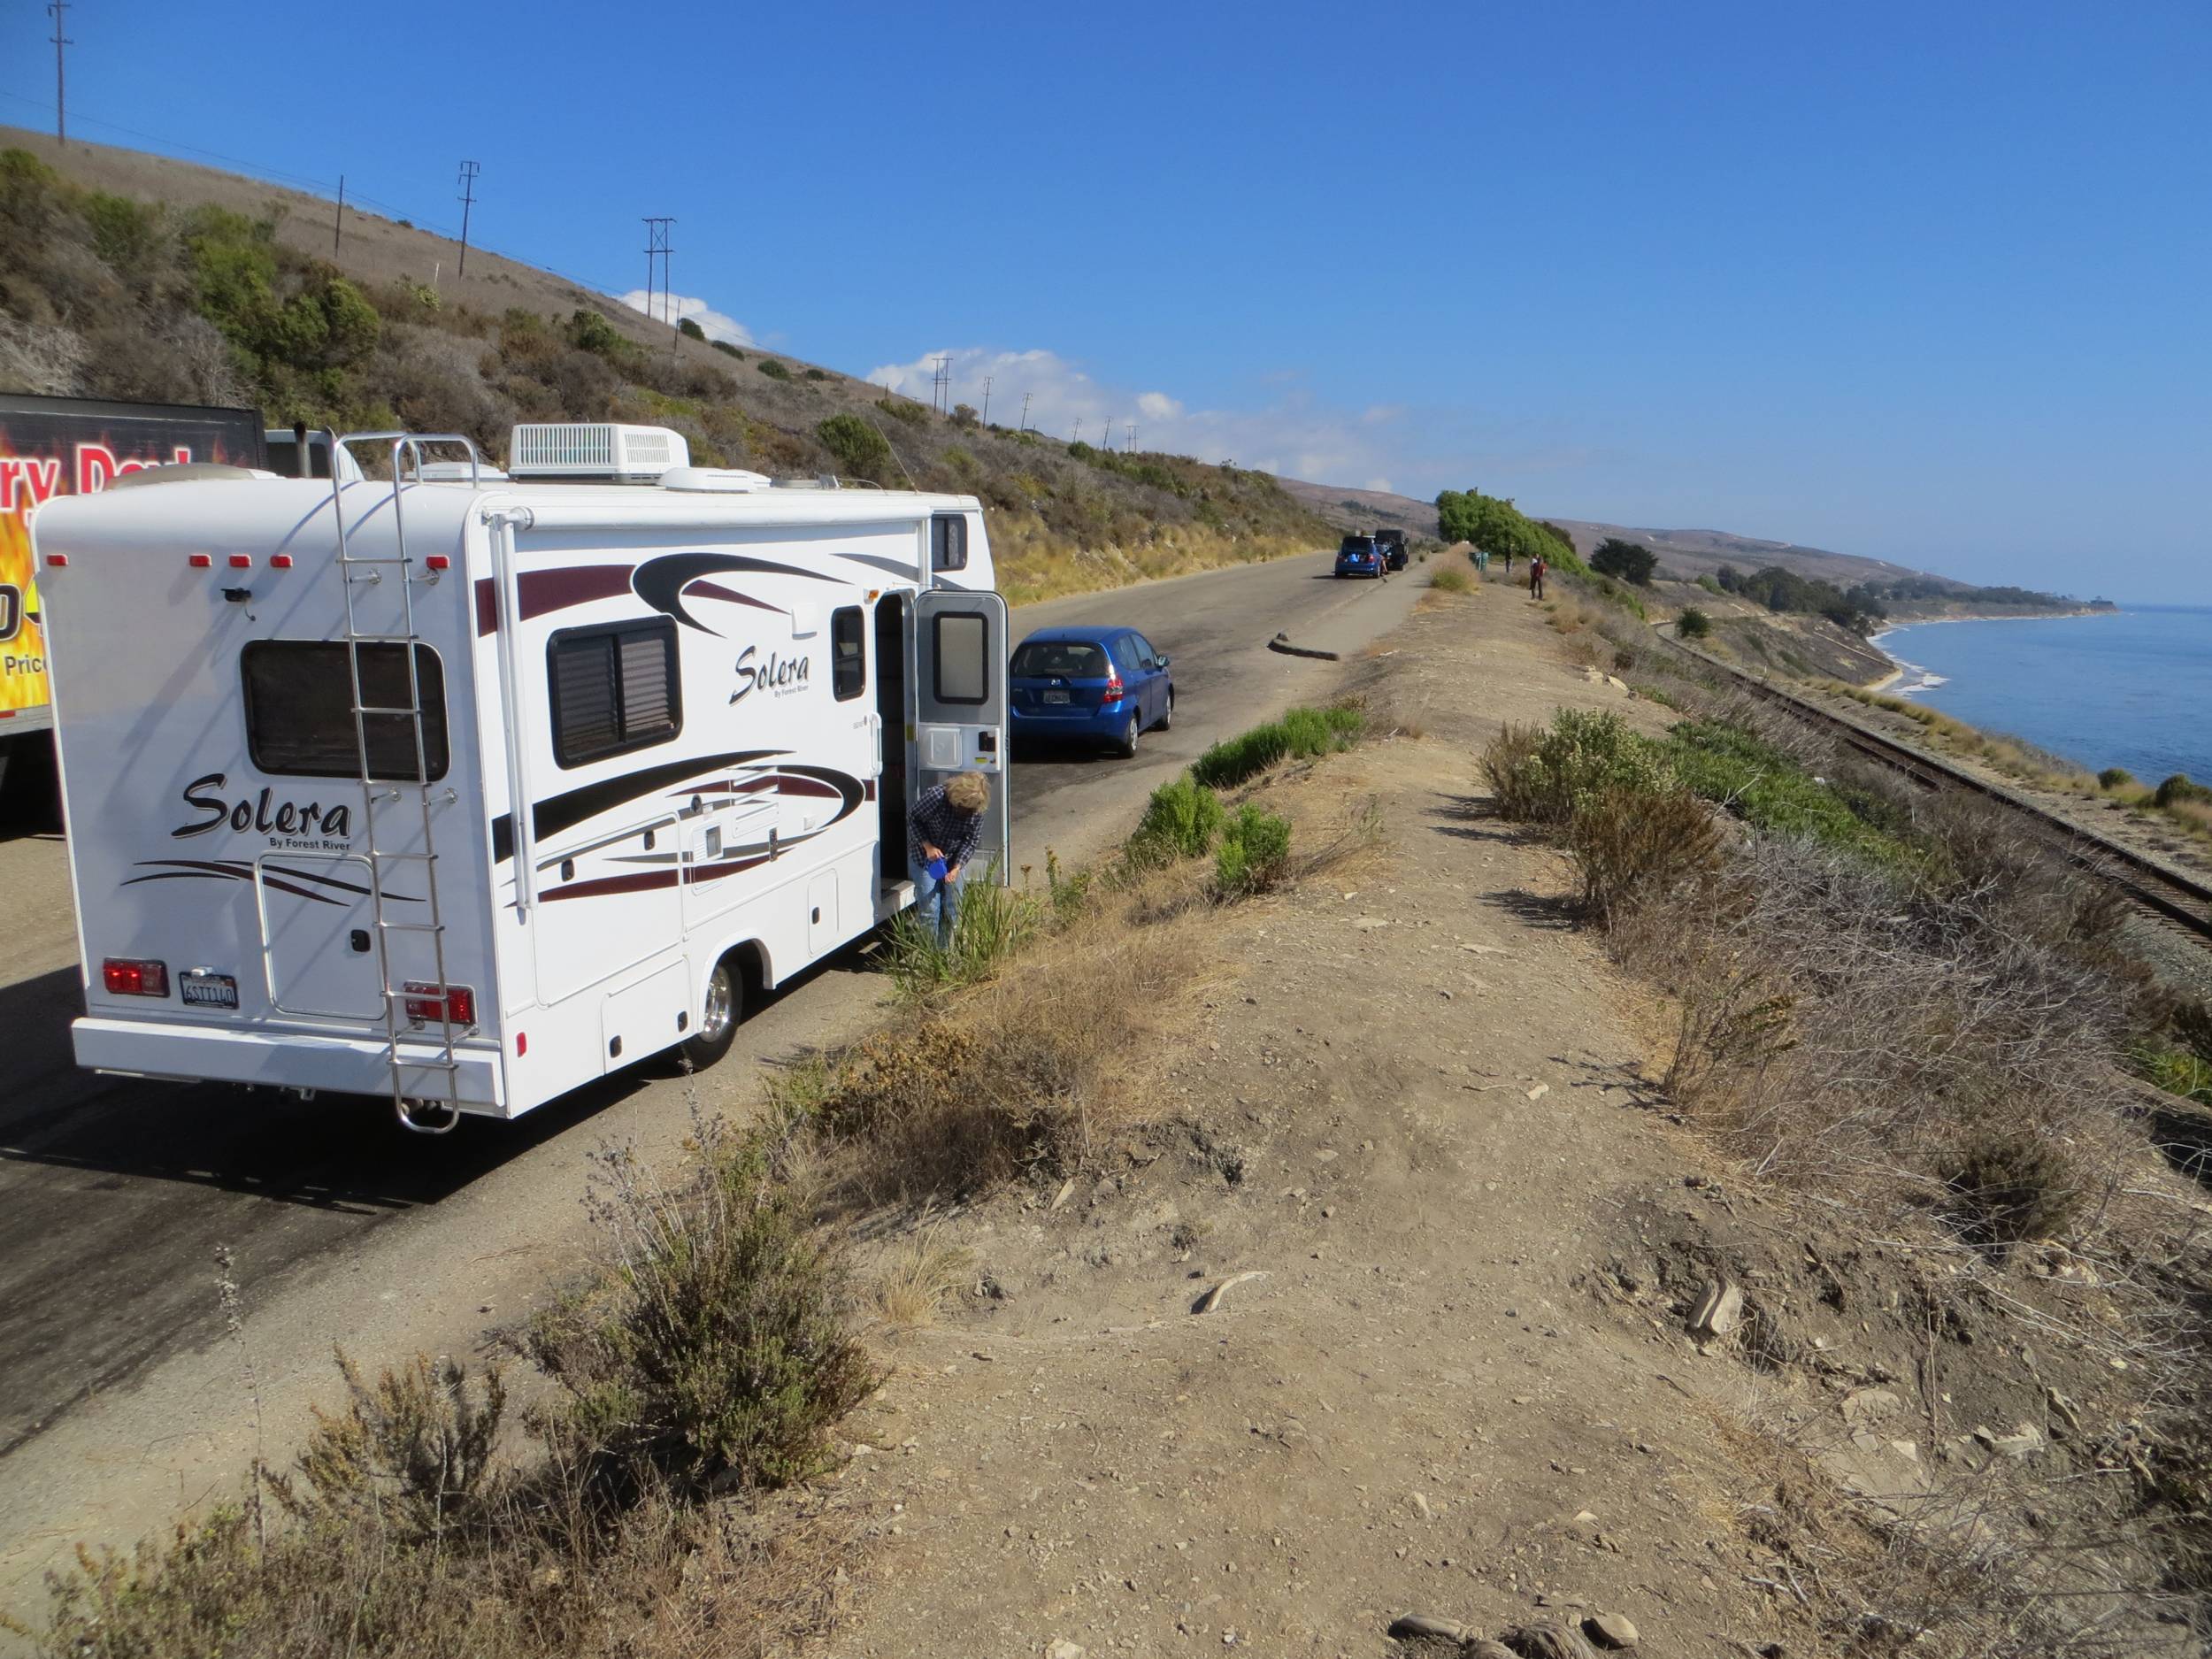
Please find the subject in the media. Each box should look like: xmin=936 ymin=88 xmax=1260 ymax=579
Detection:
xmin=0 ymin=127 xmax=1328 ymax=604
xmin=1279 ymin=478 xmax=2099 ymax=622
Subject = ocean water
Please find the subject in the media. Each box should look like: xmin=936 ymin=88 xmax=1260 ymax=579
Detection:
xmin=1875 ymin=606 xmax=2212 ymax=785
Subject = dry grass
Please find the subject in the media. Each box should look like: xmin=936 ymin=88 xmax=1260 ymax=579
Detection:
xmin=871 ymin=1234 xmax=975 ymax=1328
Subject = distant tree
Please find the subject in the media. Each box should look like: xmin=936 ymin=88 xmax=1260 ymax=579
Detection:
xmin=1590 ymin=537 xmax=1658 ymax=586
xmin=757 ymin=358 xmax=791 ymax=380
xmin=816 ymin=413 xmax=892 ymax=481
xmin=565 ymin=308 xmax=625 ymax=357
xmin=1677 ymin=607 xmax=1712 ymax=639
xmin=951 ymin=403 xmax=979 ymax=428
xmin=710 ymin=339 xmax=744 ymax=359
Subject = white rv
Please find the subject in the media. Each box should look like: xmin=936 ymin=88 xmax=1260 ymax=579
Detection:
xmin=35 ymin=426 xmax=1010 ymax=1132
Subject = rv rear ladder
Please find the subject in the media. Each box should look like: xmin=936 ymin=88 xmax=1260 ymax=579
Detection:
xmin=328 ymin=432 xmax=481 ymax=1136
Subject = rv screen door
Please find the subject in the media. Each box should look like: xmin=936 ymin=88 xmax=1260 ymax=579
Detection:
xmin=911 ymin=588 xmax=1010 ymax=885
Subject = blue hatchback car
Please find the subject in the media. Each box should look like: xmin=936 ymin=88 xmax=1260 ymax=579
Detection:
xmin=1009 ymin=626 xmax=1175 ymax=757
xmin=1335 ymin=534 xmax=1386 ymax=578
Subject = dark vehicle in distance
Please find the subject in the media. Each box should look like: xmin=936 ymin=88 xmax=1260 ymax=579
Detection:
xmin=1334 ymin=534 xmax=1386 ymax=579
xmin=1008 ymin=625 xmax=1174 ymax=758
xmin=1376 ymin=528 xmax=1409 ymax=570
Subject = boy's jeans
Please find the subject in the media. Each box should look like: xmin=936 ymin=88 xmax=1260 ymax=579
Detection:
xmin=909 ymin=856 xmax=964 ymax=949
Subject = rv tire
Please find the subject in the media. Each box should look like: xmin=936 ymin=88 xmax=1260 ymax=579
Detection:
xmin=682 ymin=955 xmax=743 ymax=1070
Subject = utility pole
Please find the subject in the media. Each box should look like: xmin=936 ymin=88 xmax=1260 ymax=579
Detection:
xmin=334 ymin=175 xmax=344 ymax=255
xmin=930 ymin=356 xmax=951 ymax=415
xmin=1019 ymin=391 xmax=1032 ymax=434
xmin=1127 ymin=422 xmax=1136 ymax=453
xmin=642 ymin=217 xmax=675 ymax=326
xmin=456 ymin=161 xmax=480 ymax=276
xmin=47 ymin=2 xmax=71 ymax=145
xmin=1071 ymin=419 xmax=1082 ymax=444
xmin=980 ymin=376 xmax=993 ymax=426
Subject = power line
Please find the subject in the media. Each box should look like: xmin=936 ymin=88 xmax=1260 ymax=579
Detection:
xmin=46 ymin=2 xmax=71 ymax=145
xmin=641 ymin=217 xmax=674 ymax=330
xmin=455 ymin=161 xmax=480 ymax=276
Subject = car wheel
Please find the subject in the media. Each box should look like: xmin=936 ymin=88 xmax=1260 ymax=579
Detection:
xmin=1116 ymin=711 xmax=1140 ymax=758
xmin=1158 ymin=688 xmax=1175 ymax=731
xmin=680 ymin=955 xmax=742 ymax=1070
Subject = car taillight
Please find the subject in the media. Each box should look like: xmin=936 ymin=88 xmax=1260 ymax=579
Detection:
xmin=1101 ymin=673 xmax=1125 ymax=703
xmin=403 ymin=982 xmax=476 ymax=1026
xmin=103 ymin=957 xmax=169 ymax=997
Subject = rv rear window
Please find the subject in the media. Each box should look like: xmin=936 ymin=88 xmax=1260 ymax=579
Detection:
xmin=831 ymin=606 xmax=864 ymax=701
xmin=549 ymin=618 xmax=681 ymax=768
xmin=931 ymin=512 xmax=968 ymax=573
xmin=241 ymin=641 xmax=449 ymax=781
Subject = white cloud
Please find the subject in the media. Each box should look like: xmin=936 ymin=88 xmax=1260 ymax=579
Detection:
xmin=1137 ymin=391 xmax=1183 ymax=421
xmin=1365 ymin=477 xmax=1394 ymax=493
xmin=616 ymin=290 xmax=755 ymax=346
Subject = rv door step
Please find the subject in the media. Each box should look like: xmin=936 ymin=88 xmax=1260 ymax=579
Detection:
xmin=375 ymin=918 xmax=446 ymax=933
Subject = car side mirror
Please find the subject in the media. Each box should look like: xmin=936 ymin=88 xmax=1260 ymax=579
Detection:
xmin=1154 ymin=656 xmax=1171 ymax=669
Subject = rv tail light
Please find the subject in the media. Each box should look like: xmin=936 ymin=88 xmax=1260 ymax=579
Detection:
xmin=227 ymin=555 xmax=253 ymax=569
xmin=424 ymin=554 xmax=451 ymax=572
xmin=515 ymin=1031 xmax=527 ymax=1056
xmin=403 ymin=981 xmax=477 ymax=1026
xmin=44 ymin=554 xmax=67 ymax=568
xmin=188 ymin=554 xmax=212 ymax=568
xmin=269 ymin=554 xmax=294 ymax=570
xmin=103 ymin=957 xmax=169 ymax=997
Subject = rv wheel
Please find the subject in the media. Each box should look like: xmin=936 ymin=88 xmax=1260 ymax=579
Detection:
xmin=682 ymin=956 xmax=743 ymax=1070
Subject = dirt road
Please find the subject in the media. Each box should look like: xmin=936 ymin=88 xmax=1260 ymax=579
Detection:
xmin=0 ymin=550 xmax=1420 ymax=1614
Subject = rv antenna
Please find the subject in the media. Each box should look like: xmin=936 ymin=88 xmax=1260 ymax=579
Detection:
xmin=47 ymin=2 xmax=71 ymax=145
xmin=456 ymin=160 xmax=480 ymax=275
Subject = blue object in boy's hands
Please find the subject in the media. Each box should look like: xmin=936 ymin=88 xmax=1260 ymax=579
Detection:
xmin=926 ymin=856 xmax=949 ymax=881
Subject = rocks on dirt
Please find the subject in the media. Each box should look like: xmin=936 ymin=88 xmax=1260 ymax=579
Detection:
xmin=1583 ymin=1610 xmax=1640 ymax=1648
xmin=1974 ymin=1421 xmax=2047 ymax=1460
xmin=1190 ymin=1270 xmax=1266 ymax=1314
xmin=1500 ymin=1624 xmax=1602 ymax=1658
xmin=1690 ymin=1278 xmax=1744 ymax=1340
xmin=1839 ymin=1386 xmax=1902 ymax=1427
xmin=1046 ymin=1640 xmax=1087 ymax=1659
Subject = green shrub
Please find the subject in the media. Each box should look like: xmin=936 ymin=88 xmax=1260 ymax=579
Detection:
xmin=883 ymin=870 xmax=1044 ymax=995
xmin=1067 ymin=440 xmax=1096 ymax=461
xmin=1191 ymin=703 xmax=1363 ymax=789
xmin=1565 ymin=784 xmax=1721 ymax=919
xmin=275 ymin=1351 xmax=505 ymax=1546
xmin=816 ymin=411 xmax=892 ymax=480
xmin=1943 ymin=1128 xmax=2084 ymax=1247
xmin=1215 ymin=803 xmax=1293 ymax=896
xmin=1662 ymin=719 xmax=1921 ymax=870
xmin=2134 ymin=1039 xmax=2212 ymax=1107
xmin=1590 ymin=537 xmax=1657 ymax=586
xmin=1677 ymin=606 xmax=1712 ymax=639
xmin=677 ymin=316 xmax=705 ymax=341
xmin=1484 ymin=709 xmax=1668 ymax=826
xmin=2155 ymin=773 xmax=2212 ymax=809
xmin=2098 ymin=766 xmax=2134 ymax=790
xmin=1430 ymin=565 xmax=1472 ymax=594
xmin=876 ymin=396 xmax=930 ymax=426
xmin=565 ymin=307 xmax=625 ymax=356
xmin=1128 ymin=773 xmax=1225 ymax=864
xmin=710 ymin=339 xmax=744 ymax=358
xmin=804 ymin=367 xmax=828 ymax=380
xmin=1696 ymin=574 xmax=1724 ymax=595
xmin=757 ymin=357 xmax=792 ymax=380
xmin=526 ymin=1134 xmax=874 ymax=1494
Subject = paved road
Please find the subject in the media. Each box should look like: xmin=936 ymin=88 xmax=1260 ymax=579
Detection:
xmin=0 ymin=550 xmax=1420 ymax=1607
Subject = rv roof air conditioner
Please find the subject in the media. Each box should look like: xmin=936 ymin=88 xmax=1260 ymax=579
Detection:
xmin=507 ymin=423 xmax=689 ymax=483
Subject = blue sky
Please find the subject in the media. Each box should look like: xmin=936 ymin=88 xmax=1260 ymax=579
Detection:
xmin=4 ymin=1 xmax=2207 ymax=597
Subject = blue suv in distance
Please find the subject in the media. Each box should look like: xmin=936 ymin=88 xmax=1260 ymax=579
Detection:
xmin=1009 ymin=626 xmax=1175 ymax=758
xmin=1335 ymin=534 xmax=1386 ymax=578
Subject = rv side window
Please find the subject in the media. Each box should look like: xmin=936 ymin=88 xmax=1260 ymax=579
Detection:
xmin=932 ymin=611 xmax=988 ymax=705
xmin=930 ymin=512 xmax=968 ymax=573
xmin=831 ymin=606 xmax=865 ymax=701
xmin=548 ymin=618 xmax=681 ymax=769
xmin=242 ymin=641 xmax=449 ymax=781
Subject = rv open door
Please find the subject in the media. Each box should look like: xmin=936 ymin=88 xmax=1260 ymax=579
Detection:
xmin=911 ymin=588 xmax=1010 ymax=883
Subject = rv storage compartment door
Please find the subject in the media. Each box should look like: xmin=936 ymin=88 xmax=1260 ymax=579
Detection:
xmin=260 ymin=853 xmax=385 ymax=1020
xmin=911 ymin=588 xmax=1010 ymax=884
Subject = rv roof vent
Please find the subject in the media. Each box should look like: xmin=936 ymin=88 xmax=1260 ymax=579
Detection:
xmin=660 ymin=465 xmax=772 ymax=494
xmin=507 ymin=423 xmax=690 ymax=482
xmin=418 ymin=459 xmax=511 ymax=483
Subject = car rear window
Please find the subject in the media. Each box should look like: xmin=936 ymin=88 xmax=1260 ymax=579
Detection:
xmin=1011 ymin=641 xmax=1108 ymax=679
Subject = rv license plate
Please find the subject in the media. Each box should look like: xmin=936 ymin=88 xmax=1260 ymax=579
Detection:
xmin=1042 ymin=689 xmax=1071 ymax=703
xmin=180 ymin=970 xmax=239 ymax=1009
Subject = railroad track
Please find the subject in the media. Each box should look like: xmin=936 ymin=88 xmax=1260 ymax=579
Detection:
xmin=1667 ymin=637 xmax=2212 ymax=948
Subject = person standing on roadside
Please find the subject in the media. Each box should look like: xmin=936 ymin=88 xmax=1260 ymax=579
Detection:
xmin=1501 ymin=546 xmax=1513 ymax=578
xmin=1475 ymin=545 xmax=1490 ymax=574
xmin=908 ymin=771 xmax=992 ymax=949
xmin=1530 ymin=555 xmax=1548 ymax=601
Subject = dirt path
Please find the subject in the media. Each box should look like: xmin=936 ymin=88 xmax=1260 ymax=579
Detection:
xmin=819 ymin=587 xmax=1801 ymax=1656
